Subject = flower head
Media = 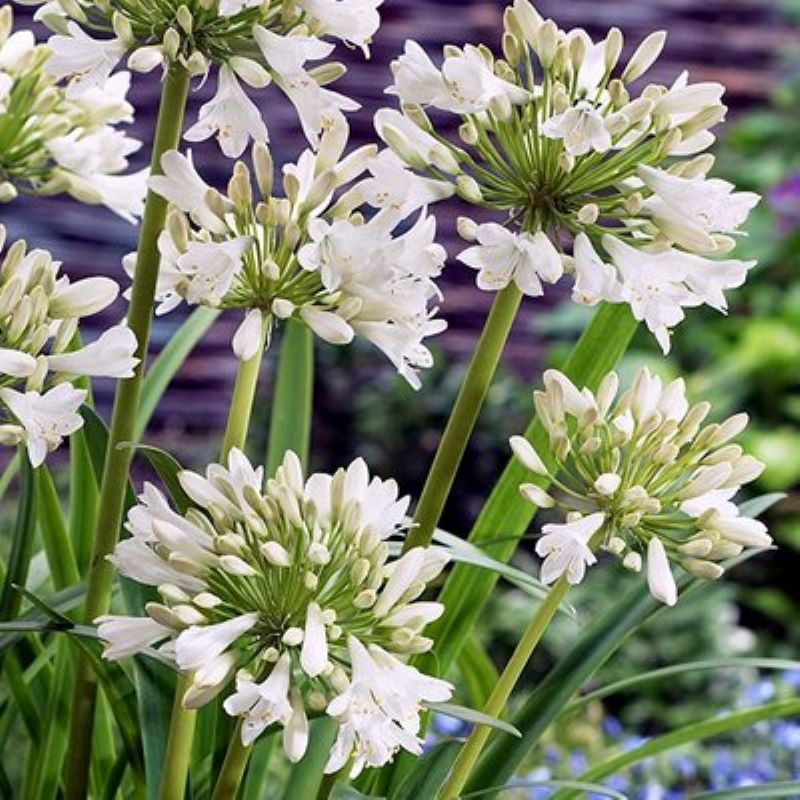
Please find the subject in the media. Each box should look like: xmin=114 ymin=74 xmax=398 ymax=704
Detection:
xmin=378 ymin=2 xmax=759 ymax=352
xmin=98 ymin=449 xmax=452 ymax=771
xmin=0 ymin=227 xmax=138 ymax=465
xmin=138 ymin=123 xmax=447 ymax=388
xmin=31 ymin=0 xmax=382 ymax=153
xmin=512 ymin=366 xmax=772 ymax=604
xmin=0 ymin=9 xmax=144 ymax=218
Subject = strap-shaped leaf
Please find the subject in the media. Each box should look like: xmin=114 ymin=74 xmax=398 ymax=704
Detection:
xmin=690 ymin=782 xmax=800 ymax=799
xmin=563 ymin=656 xmax=800 ymax=715
xmin=551 ymin=699 xmax=800 ymax=799
xmin=427 ymin=702 xmax=521 ymax=737
xmin=135 ymin=307 xmax=220 ymax=441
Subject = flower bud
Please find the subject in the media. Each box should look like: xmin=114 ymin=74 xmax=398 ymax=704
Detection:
xmin=622 ymin=30 xmax=667 ymax=83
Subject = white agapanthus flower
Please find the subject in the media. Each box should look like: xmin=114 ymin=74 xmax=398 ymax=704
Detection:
xmin=0 ymin=226 xmax=138 ymax=466
xmin=98 ymin=449 xmax=453 ymax=773
xmin=376 ymin=0 xmax=759 ymax=352
xmin=31 ymin=0 xmax=382 ymax=154
xmin=511 ymin=366 xmax=772 ymax=605
xmin=0 ymin=8 xmax=145 ymax=218
xmin=133 ymin=121 xmax=448 ymax=389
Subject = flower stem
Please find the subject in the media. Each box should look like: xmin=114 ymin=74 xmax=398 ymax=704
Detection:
xmin=404 ymin=283 xmax=522 ymax=552
xmin=222 ymin=329 xmax=269 ymax=461
xmin=211 ymin=722 xmax=250 ymax=800
xmin=158 ymin=674 xmax=197 ymax=800
xmin=438 ymin=578 xmax=570 ymax=800
xmin=64 ymin=64 xmax=190 ymax=800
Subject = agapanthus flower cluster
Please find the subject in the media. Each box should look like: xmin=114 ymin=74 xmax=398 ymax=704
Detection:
xmin=511 ymin=367 xmax=772 ymax=606
xmin=0 ymin=6 xmax=145 ymax=219
xmin=32 ymin=0 xmax=381 ymax=156
xmin=98 ymin=449 xmax=452 ymax=775
xmin=377 ymin=0 xmax=760 ymax=353
xmin=135 ymin=121 xmax=449 ymax=388
xmin=0 ymin=226 xmax=138 ymax=466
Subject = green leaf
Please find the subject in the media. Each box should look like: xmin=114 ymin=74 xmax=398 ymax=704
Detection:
xmin=690 ymin=782 xmax=800 ymax=799
xmin=0 ymin=584 xmax=85 ymax=654
xmin=36 ymin=467 xmax=79 ymax=589
xmin=266 ymin=319 xmax=314 ymax=474
xmin=242 ymin=732 xmax=278 ymax=800
xmin=562 ymin=657 xmax=800 ymax=715
xmin=428 ymin=304 xmax=637 ymax=676
xmin=0 ymin=451 xmax=19 ymax=505
xmin=457 ymin=638 xmax=499 ymax=709
xmin=462 ymin=779 xmax=627 ymax=799
xmin=23 ymin=643 xmax=73 ymax=799
xmin=0 ymin=452 xmax=36 ymax=625
xmin=428 ymin=527 xmax=576 ymax=617
xmin=552 ymin=699 xmax=800 ymax=799
xmin=391 ymin=739 xmax=462 ymax=800
xmin=738 ymin=492 xmax=786 ymax=518
xmin=123 ymin=443 xmax=191 ymax=514
xmin=135 ymin=307 xmax=220 ymax=441
xmin=12 ymin=586 xmax=145 ymax=785
xmin=428 ymin=703 xmax=521 ymax=738
xmin=279 ymin=719 xmax=338 ymax=800
xmin=466 ymin=550 xmax=765 ymax=796
xmin=69 ymin=430 xmax=98 ymax=574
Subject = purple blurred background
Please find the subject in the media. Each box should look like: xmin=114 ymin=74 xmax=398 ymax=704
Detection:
xmin=2 ymin=0 xmax=793 ymax=462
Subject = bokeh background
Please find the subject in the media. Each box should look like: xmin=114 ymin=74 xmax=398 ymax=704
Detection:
xmin=5 ymin=0 xmax=800 ymax=795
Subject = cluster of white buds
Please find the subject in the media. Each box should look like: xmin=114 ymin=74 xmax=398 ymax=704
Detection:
xmin=0 ymin=226 xmax=138 ymax=466
xmin=377 ymin=0 xmax=760 ymax=353
xmin=133 ymin=120 xmax=449 ymax=388
xmin=98 ymin=449 xmax=452 ymax=775
xmin=0 ymin=7 xmax=145 ymax=220
xmin=511 ymin=367 xmax=772 ymax=605
xmin=33 ymin=0 xmax=382 ymax=156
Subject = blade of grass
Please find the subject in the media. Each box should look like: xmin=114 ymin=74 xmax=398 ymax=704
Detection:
xmin=266 ymin=320 xmax=314 ymax=474
xmin=563 ymin=657 xmax=800 ymax=715
xmin=552 ymin=699 xmax=800 ymax=799
xmin=69 ymin=430 xmax=98 ymax=575
xmin=135 ymin=307 xmax=219 ymax=441
xmin=36 ymin=467 xmax=79 ymax=589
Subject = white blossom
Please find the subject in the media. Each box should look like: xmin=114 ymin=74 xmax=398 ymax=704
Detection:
xmin=0 ymin=384 xmax=85 ymax=467
xmin=535 ymin=513 xmax=604 ymax=585
xmin=184 ymin=66 xmax=268 ymax=158
xmin=457 ymin=223 xmax=563 ymax=296
xmin=513 ymin=366 xmax=773 ymax=606
xmin=99 ymin=450 xmax=450 ymax=769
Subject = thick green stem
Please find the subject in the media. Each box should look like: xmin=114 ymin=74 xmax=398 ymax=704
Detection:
xmin=212 ymin=722 xmax=251 ymax=800
xmin=158 ymin=674 xmax=197 ymax=800
xmin=439 ymin=579 xmax=570 ymax=800
xmin=404 ymin=284 xmax=522 ymax=552
xmin=222 ymin=327 xmax=269 ymax=460
xmin=64 ymin=64 xmax=190 ymax=800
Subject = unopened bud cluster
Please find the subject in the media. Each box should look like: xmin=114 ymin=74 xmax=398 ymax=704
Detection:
xmin=137 ymin=123 xmax=447 ymax=388
xmin=0 ymin=226 xmax=137 ymax=466
xmin=511 ymin=367 xmax=772 ymax=605
xmin=0 ymin=7 xmax=145 ymax=219
xmin=379 ymin=0 xmax=760 ymax=353
xmin=99 ymin=449 xmax=452 ymax=774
